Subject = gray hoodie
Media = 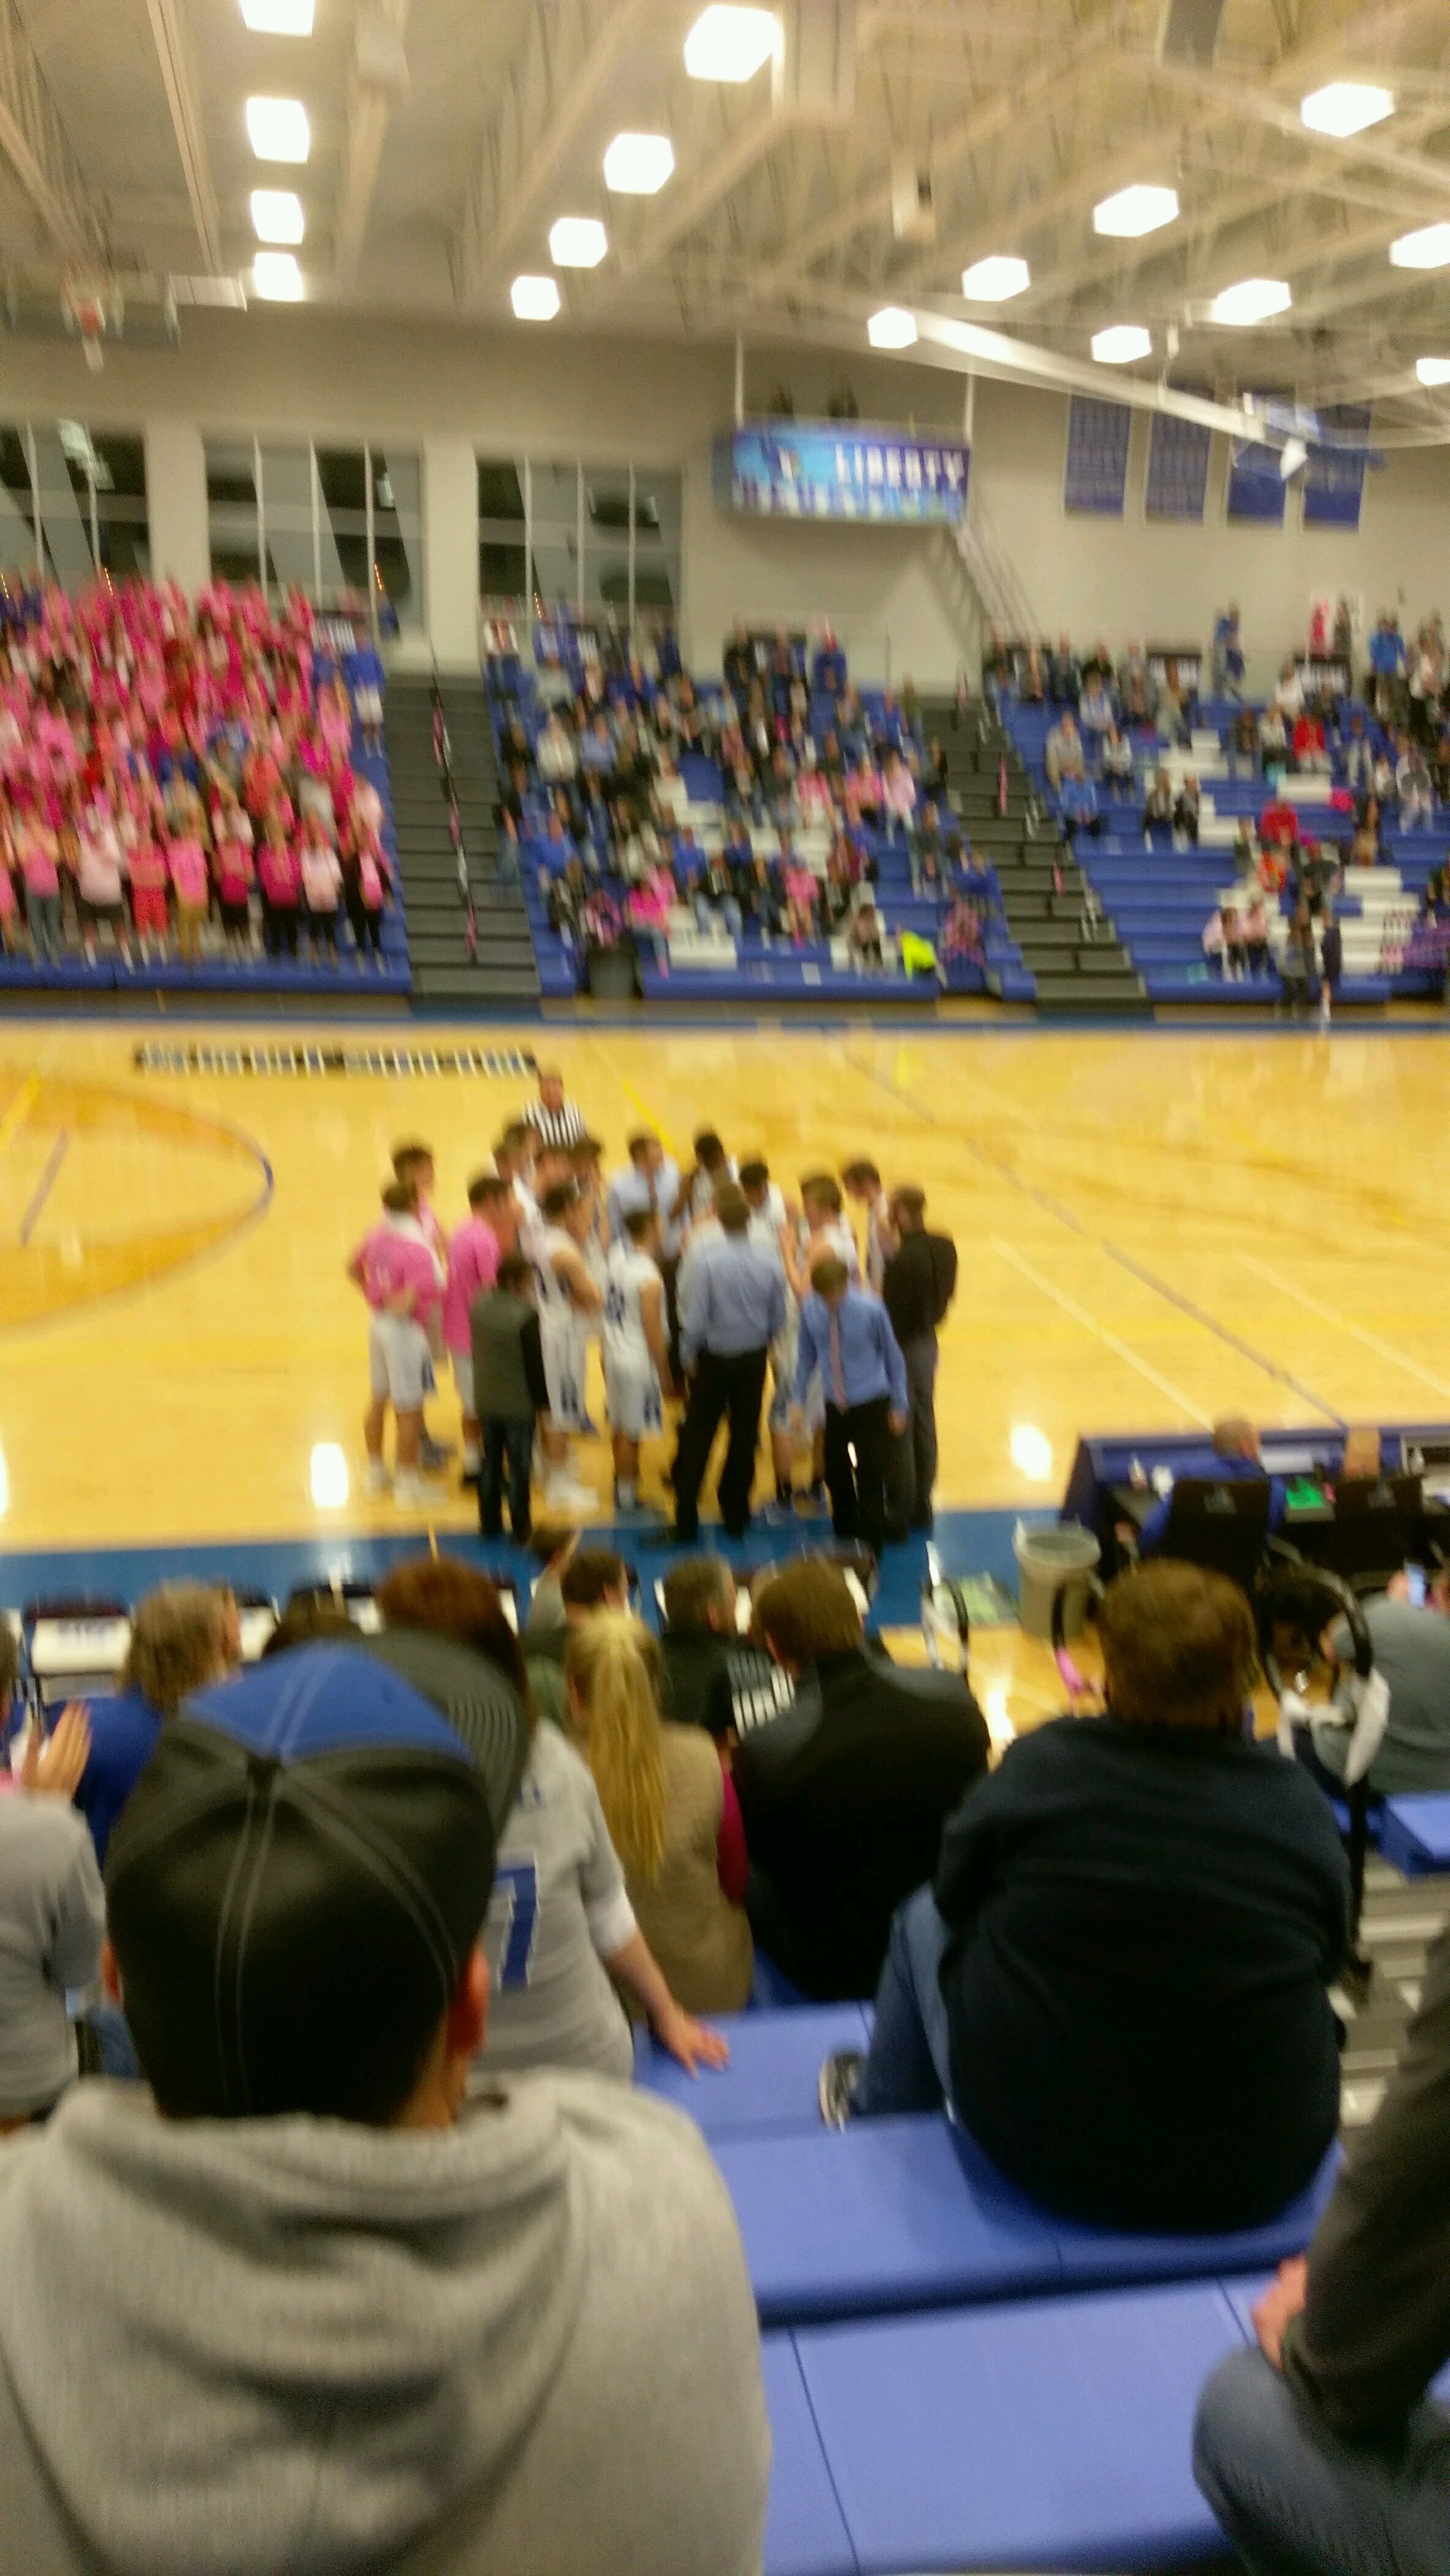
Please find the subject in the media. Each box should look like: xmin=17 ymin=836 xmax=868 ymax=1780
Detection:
xmin=0 ymin=2070 xmax=768 ymax=2576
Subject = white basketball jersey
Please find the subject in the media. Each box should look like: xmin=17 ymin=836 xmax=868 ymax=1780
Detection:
xmin=535 ymin=1224 xmax=577 ymax=1314
xmin=603 ymin=1243 xmax=660 ymax=1361
xmin=746 ymin=1183 xmax=787 ymax=1260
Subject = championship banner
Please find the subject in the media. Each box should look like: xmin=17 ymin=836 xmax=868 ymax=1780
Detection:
xmin=1064 ymin=396 xmax=1131 ymax=517
xmin=1304 ymin=405 xmax=1373 ymax=530
xmin=713 ymin=421 xmax=969 ymax=522
xmin=1226 ymin=388 xmax=1291 ymax=524
xmin=1145 ymin=403 xmax=1212 ymax=523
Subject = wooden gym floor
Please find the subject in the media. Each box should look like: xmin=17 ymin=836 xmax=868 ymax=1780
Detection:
xmin=1 ymin=1015 xmax=1448 ymax=1729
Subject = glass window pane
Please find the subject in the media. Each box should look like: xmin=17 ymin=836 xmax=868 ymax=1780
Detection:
xmin=529 ymin=531 xmax=577 ymax=612
xmin=530 ymin=461 xmax=579 ymax=528
xmin=633 ymin=468 xmax=682 ymax=543
xmin=478 ymin=457 xmax=524 ymax=521
xmin=479 ymin=539 xmax=527 ymax=602
xmin=315 ymin=445 xmax=367 ymax=599
xmin=97 ymin=517 xmax=150 ymax=579
xmin=31 ymin=428 xmax=94 ymax=583
xmin=632 ymin=552 xmax=675 ymax=612
xmin=584 ymin=469 xmax=631 ymax=536
xmin=317 ymin=446 xmax=366 ymax=513
xmin=258 ymin=443 xmax=314 ymax=593
xmin=0 ymin=431 xmax=33 ymax=577
xmin=209 ymin=534 xmax=261 ymax=585
xmin=370 ymin=446 xmax=423 ymax=629
xmin=205 ymin=441 xmax=257 ymax=507
xmin=89 ymin=435 xmax=146 ymax=501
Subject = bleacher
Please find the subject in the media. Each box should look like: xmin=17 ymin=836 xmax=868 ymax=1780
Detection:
xmin=485 ymin=639 xmax=1036 ymax=1007
xmin=1004 ymin=689 xmax=1449 ymax=1008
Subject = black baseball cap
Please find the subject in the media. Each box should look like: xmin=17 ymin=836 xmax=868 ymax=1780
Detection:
xmin=105 ymin=1639 xmax=529 ymax=2124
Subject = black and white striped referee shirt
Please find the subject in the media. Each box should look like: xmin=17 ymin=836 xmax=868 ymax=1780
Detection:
xmin=523 ymin=1096 xmax=588 ymax=1148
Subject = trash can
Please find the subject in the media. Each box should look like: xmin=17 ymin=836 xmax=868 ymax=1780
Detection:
xmin=1013 ymin=1520 xmax=1101 ymax=1642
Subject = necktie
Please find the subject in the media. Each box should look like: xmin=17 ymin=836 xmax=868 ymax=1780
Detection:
xmin=829 ymin=1309 xmax=847 ymax=1409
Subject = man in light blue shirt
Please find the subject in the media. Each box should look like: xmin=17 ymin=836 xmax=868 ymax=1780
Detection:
xmin=606 ymin=1131 xmax=682 ymax=1257
xmin=669 ymin=1188 xmax=787 ymax=1543
xmin=794 ymin=1257 xmax=907 ymax=1556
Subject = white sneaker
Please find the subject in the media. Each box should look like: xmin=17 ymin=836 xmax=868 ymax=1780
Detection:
xmin=545 ymin=1475 xmax=601 ymax=1516
xmin=393 ymin=1472 xmax=430 ymax=1508
xmin=364 ymin=1459 xmax=390 ymax=1496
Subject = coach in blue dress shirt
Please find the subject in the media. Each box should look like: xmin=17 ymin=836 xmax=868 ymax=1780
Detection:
xmin=671 ymin=1186 xmax=787 ymax=1543
xmin=795 ymin=1257 xmax=908 ymax=1557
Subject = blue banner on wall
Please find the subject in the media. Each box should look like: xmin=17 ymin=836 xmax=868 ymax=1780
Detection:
xmin=1064 ymin=396 xmax=1132 ymax=516
xmin=1303 ymin=404 xmax=1373 ymax=530
xmin=712 ymin=421 xmax=969 ymax=522
xmin=1145 ymin=403 xmax=1212 ymax=522
xmin=1226 ymin=389 xmax=1291 ymax=524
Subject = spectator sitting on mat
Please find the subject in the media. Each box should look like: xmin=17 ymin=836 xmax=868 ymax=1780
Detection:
xmin=821 ymin=1560 xmax=1348 ymax=2233
xmin=734 ymin=1560 xmax=988 ymax=2002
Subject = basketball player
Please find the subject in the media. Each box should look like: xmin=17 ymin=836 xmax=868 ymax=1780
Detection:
xmin=603 ymin=1207 xmax=672 ymax=1515
xmin=533 ymin=1180 xmax=604 ymax=1516
xmin=391 ymin=1140 xmax=453 ymax=1471
xmin=841 ymin=1158 xmax=897 ymax=1292
xmin=346 ymin=1178 xmax=445 ymax=1509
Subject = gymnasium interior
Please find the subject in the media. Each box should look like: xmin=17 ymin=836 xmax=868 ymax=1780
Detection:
xmin=2 ymin=2 xmax=1450 ymax=2570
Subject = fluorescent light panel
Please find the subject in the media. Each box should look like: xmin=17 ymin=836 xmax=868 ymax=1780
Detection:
xmin=1390 ymin=222 xmax=1450 ymax=269
xmin=241 ymin=0 xmax=314 ymax=28
xmin=549 ymin=216 xmax=607 ymax=268
xmin=1092 ymin=183 xmax=1178 ymax=238
xmin=684 ymin=5 xmax=779 ymax=80
xmin=246 ymin=95 xmax=310 ymax=161
xmin=252 ymin=250 xmax=303 ymax=299
xmin=1092 ymin=324 xmax=1151 ymax=364
xmin=1300 ymin=80 xmax=1392 ymax=137
xmin=868 ymin=305 xmax=917 ymax=349
xmin=251 ymin=187 xmax=303 ymax=244
xmin=1416 ymin=356 xmax=1450 ymax=386
xmin=603 ymin=132 xmax=674 ymax=194
xmin=961 ymin=253 xmax=1029 ymax=301
xmin=511 ymin=273 xmax=561 ymax=320
xmin=1209 ymin=275 xmax=1291 ymax=324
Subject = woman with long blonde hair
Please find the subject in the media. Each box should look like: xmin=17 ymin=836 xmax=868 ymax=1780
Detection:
xmin=567 ymin=1612 xmax=752 ymax=2016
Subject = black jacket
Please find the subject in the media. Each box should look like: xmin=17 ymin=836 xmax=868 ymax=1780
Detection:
xmin=882 ymin=1230 xmax=958 ymax=1343
xmin=934 ymin=1715 xmax=1348 ymax=2230
xmin=734 ymin=1647 xmax=990 ymax=2000
xmin=659 ymin=1629 xmax=794 ymax=1742
xmin=1283 ymin=1923 xmax=1450 ymax=2438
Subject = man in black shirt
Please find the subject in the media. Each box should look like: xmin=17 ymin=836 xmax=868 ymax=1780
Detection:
xmin=825 ymin=1561 xmax=1348 ymax=2233
xmin=658 ymin=1555 xmax=792 ymax=1742
xmin=882 ymin=1187 xmax=958 ymax=1532
xmin=737 ymin=1561 xmax=989 ymax=2001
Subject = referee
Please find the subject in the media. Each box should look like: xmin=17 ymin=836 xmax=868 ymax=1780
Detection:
xmin=669 ymin=1185 xmax=786 ymax=1543
xmin=522 ymin=1066 xmax=587 ymax=1150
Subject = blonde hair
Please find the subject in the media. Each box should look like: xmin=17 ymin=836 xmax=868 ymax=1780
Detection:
xmin=565 ymin=1612 xmax=668 ymax=1884
xmin=124 ymin=1581 xmax=233 ymax=1717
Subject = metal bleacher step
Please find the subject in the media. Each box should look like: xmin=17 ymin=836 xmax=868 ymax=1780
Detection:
xmin=1031 ymin=965 xmax=1152 ymax=1013
xmin=385 ymin=679 xmax=538 ymax=1009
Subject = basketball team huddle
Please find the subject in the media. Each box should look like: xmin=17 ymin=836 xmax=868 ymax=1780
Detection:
xmin=348 ymin=1066 xmax=955 ymax=1544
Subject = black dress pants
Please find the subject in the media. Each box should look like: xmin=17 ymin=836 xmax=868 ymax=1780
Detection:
xmin=673 ymin=1346 xmax=768 ymax=1539
xmin=824 ymin=1395 xmax=893 ymax=1556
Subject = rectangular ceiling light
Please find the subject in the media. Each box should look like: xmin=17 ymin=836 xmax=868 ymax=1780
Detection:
xmin=1093 ymin=183 xmax=1179 ymax=238
xmin=1209 ymin=275 xmax=1291 ymax=324
xmin=252 ymin=250 xmax=304 ymax=300
xmin=241 ymin=0 xmax=314 ymax=27
xmin=251 ymin=187 xmax=304 ymax=244
xmin=684 ymin=6 xmax=779 ymax=80
xmin=511 ymin=274 xmax=562 ymax=321
xmin=1391 ymin=222 xmax=1450 ymax=269
xmin=1300 ymin=81 xmax=1392 ymax=137
xmin=549 ymin=216 xmax=607 ymax=268
xmin=603 ymin=131 xmax=674 ymax=193
xmin=962 ymin=253 xmax=1029 ymax=301
xmin=246 ymin=95 xmax=310 ymax=162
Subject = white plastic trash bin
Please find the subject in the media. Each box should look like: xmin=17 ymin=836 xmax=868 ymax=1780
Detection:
xmin=1014 ymin=1521 xmax=1101 ymax=1642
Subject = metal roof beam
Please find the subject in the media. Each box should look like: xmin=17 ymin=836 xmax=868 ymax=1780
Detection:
xmin=0 ymin=0 xmax=109 ymax=271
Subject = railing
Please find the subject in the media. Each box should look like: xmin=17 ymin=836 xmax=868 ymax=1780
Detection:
xmin=955 ymin=496 xmax=1037 ymax=642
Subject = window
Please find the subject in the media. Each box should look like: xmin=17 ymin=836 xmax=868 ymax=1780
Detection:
xmin=479 ymin=454 xmax=683 ymax=631
xmin=203 ymin=436 xmax=424 ymax=629
xmin=0 ymin=422 xmax=149 ymax=584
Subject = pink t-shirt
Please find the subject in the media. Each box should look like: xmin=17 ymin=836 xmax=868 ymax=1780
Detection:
xmin=354 ymin=1217 xmax=443 ymax=1322
xmin=215 ymin=839 xmax=253 ymax=904
xmin=20 ymin=836 xmax=58 ymax=898
xmin=258 ymin=843 xmax=299 ymax=905
xmin=169 ymin=837 xmax=208 ymax=907
xmin=300 ymin=844 xmax=342 ymax=912
xmin=442 ymin=1216 xmax=501 ymax=1355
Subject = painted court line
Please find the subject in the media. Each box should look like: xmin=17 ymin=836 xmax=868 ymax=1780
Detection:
xmin=988 ymin=1238 xmax=1213 ymax=1426
xmin=0 ymin=1074 xmax=39 ymax=1161
xmin=18 ymin=1128 xmax=68 ymax=1246
xmin=1234 ymin=1252 xmax=1450 ymax=1403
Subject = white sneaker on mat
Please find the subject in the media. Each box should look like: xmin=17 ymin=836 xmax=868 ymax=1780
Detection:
xmin=364 ymin=1459 xmax=390 ymax=1496
xmin=393 ymin=1472 xmax=429 ymax=1509
xmin=544 ymin=1475 xmax=601 ymax=1516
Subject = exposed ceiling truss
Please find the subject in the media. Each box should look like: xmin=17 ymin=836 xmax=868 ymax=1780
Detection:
xmin=0 ymin=0 xmax=109 ymax=273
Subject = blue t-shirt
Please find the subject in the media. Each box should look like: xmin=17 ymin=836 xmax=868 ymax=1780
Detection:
xmin=73 ymin=1689 xmax=163 ymax=1869
xmin=343 ymin=643 xmax=386 ymax=695
xmin=1138 ymin=1450 xmax=1285 ymax=1554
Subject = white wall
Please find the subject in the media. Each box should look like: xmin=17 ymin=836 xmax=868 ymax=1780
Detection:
xmin=1 ymin=308 xmax=1446 ymax=690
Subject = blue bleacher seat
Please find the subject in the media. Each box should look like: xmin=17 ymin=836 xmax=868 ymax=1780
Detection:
xmin=761 ymin=2337 xmax=855 ymax=2576
xmin=791 ymin=2276 xmax=1249 ymax=2572
xmin=634 ymin=2005 xmax=870 ymax=2139
xmin=717 ymin=2099 xmax=1342 ymax=2326
xmin=1378 ymin=1792 xmax=1450 ymax=1875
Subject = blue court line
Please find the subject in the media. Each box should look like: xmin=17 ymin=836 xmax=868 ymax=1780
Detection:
xmin=18 ymin=1127 xmax=67 ymax=1245
xmin=848 ymin=1049 xmax=1347 ymax=1426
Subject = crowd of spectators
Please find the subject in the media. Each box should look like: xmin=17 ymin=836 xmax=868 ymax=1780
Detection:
xmin=495 ymin=622 xmax=1002 ymax=979
xmin=0 ymin=575 xmax=393 ymax=972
